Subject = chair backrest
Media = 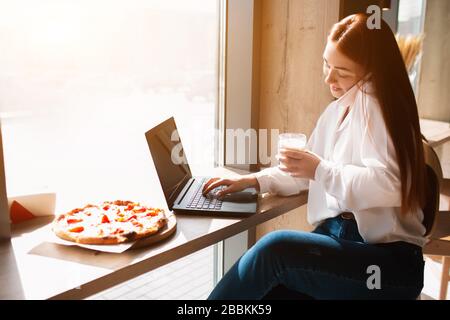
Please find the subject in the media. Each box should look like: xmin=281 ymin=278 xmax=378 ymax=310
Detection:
xmin=422 ymin=140 xmax=443 ymax=238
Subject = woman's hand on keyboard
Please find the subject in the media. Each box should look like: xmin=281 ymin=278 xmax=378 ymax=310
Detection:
xmin=202 ymin=175 xmax=260 ymax=198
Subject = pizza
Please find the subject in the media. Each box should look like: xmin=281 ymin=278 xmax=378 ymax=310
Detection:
xmin=52 ymin=200 xmax=168 ymax=245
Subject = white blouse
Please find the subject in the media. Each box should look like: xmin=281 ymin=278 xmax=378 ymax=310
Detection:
xmin=254 ymin=82 xmax=427 ymax=247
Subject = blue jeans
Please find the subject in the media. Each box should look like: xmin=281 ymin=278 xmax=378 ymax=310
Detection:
xmin=208 ymin=215 xmax=424 ymax=300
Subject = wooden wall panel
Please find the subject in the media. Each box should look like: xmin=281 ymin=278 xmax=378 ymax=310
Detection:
xmin=255 ymin=0 xmax=340 ymax=240
xmin=256 ymin=205 xmax=314 ymax=240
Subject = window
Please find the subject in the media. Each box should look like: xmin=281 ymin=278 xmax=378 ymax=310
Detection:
xmin=0 ymin=0 xmax=219 ymax=207
xmin=396 ymin=0 xmax=426 ymax=94
xmin=0 ymin=0 xmax=220 ymax=299
xmin=397 ymin=0 xmax=426 ymax=35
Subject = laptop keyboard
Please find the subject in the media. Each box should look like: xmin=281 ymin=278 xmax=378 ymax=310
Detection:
xmin=186 ymin=179 xmax=224 ymax=210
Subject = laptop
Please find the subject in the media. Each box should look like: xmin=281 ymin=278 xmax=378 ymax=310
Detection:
xmin=145 ymin=117 xmax=257 ymax=217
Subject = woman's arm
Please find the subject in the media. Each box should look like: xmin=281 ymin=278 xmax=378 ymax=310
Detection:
xmin=201 ymin=166 xmax=310 ymax=198
xmin=313 ymin=160 xmax=401 ymax=211
xmin=253 ymin=166 xmax=309 ymax=196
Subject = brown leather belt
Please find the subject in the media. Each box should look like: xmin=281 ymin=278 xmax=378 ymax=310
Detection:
xmin=340 ymin=212 xmax=355 ymax=220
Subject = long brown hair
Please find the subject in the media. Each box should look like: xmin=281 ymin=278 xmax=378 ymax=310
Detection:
xmin=329 ymin=14 xmax=426 ymax=214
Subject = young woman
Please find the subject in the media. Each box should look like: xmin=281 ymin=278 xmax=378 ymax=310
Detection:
xmin=202 ymin=13 xmax=427 ymax=300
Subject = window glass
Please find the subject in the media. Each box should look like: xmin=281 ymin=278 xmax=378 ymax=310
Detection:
xmin=0 ymin=0 xmax=219 ymax=210
xmin=397 ymin=0 xmax=426 ymax=94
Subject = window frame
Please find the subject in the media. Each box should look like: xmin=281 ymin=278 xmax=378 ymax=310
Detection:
xmin=0 ymin=126 xmax=10 ymax=240
xmin=214 ymin=0 xmax=258 ymax=282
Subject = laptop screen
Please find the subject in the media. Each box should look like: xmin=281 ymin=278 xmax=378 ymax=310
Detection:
xmin=145 ymin=117 xmax=192 ymax=209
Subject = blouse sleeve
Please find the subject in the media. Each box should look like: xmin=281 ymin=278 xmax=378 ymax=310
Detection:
xmin=253 ymin=166 xmax=309 ymax=196
xmin=314 ymin=97 xmax=402 ymax=211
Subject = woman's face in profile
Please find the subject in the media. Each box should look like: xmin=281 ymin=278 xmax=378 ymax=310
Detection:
xmin=323 ymin=41 xmax=365 ymax=98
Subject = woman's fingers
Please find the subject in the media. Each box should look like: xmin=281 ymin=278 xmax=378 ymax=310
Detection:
xmin=279 ymin=164 xmax=300 ymax=172
xmin=203 ymin=177 xmax=250 ymax=197
xmin=202 ymin=177 xmax=220 ymax=193
xmin=202 ymin=178 xmax=230 ymax=196
xmin=278 ymin=156 xmax=297 ymax=165
xmin=279 ymin=156 xmax=301 ymax=170
xmin=280 ymin=149 xmax=305 ymax=160
xmin=202 ymin=179 xmax=222 ymax=195
xmin=217 ymin=185 xmax=237 ymax=198
xmin=279 ymin=165 xmax=304 ymax=176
